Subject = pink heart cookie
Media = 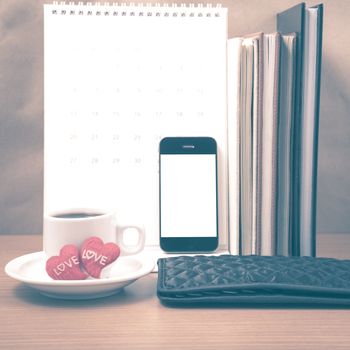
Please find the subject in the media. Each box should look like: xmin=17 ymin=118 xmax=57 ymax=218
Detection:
xmin=80 ymin=236 xmax=120 ymax=278
xmin=46 ymin=245 xmax=88 ymax=280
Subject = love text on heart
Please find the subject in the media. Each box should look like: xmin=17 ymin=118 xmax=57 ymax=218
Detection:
xmin=82 ymin=249 xmax=108 ymax=266
xmin=53 ymin=255 xmax=80 ymax=276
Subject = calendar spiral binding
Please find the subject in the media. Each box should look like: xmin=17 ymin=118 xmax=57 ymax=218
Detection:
xmin=50 ymin=2 xmax=225 ymax=17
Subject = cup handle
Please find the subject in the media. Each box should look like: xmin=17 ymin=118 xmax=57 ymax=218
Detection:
xmin=116 ymin=225 xmax=145 ymax=256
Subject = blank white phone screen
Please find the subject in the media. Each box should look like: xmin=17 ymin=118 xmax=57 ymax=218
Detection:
xmin=160 ymin=154 xmax=217 ymax=237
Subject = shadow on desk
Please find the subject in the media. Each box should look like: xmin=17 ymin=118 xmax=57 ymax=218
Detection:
xmin=14 ymin=282 xmax=350 ymax=310
xmin=158 ymin=299 xmax=350 ymax=310
xmin=13 ymin=276 xmax=156 ymax=308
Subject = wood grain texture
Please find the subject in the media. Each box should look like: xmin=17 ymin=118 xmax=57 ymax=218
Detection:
xmin=1 ymin=233 xmax=350 ymax=350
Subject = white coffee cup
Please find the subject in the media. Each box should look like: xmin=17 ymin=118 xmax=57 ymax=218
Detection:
xmin=43 ymin=208 xmax=145 ymax=257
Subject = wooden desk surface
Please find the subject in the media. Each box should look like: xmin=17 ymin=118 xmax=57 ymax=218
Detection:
xmin=1 ymin=233 xmax=350 ymax=350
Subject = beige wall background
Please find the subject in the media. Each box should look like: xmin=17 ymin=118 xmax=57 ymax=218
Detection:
xmin=0 ymin=0 xmax=349 ymax=234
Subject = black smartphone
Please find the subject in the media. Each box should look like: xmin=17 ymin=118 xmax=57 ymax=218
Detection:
xmin=159 ymin=137 xmax=218 ymax=252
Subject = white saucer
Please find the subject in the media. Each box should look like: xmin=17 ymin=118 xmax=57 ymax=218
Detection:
xmin=5 ymin=252 xmax=154 ymax=300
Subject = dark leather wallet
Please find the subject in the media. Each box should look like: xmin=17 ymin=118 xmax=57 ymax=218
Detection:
xmin=157 ymin=255 xmax=350 ymax=306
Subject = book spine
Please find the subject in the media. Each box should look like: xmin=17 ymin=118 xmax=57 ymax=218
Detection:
xmin=299 ymin=5 xmax=323 ymax=257
xmin=227 ymin=38 xmax=242 ymax=255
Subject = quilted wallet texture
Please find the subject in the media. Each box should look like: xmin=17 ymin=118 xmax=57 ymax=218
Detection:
xmin=157 ymin=255 xmax=350 ymax=305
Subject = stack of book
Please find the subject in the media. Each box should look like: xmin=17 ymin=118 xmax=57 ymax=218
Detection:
xmin=228 ymin=2 xmax=323 ymax=257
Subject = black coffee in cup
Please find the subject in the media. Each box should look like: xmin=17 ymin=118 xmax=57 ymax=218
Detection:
xmin=53 ymin=213 xmax=103 ymax=219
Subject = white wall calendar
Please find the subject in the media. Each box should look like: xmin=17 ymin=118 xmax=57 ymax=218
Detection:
xmin=44 ymin=2 xmax=228 ymax=253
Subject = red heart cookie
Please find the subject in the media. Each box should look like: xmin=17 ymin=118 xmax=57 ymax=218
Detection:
xmin=46 ymin=245 xmax=88 ymax=280
xmin=80 ymin=237 xmax=120 ymax=278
